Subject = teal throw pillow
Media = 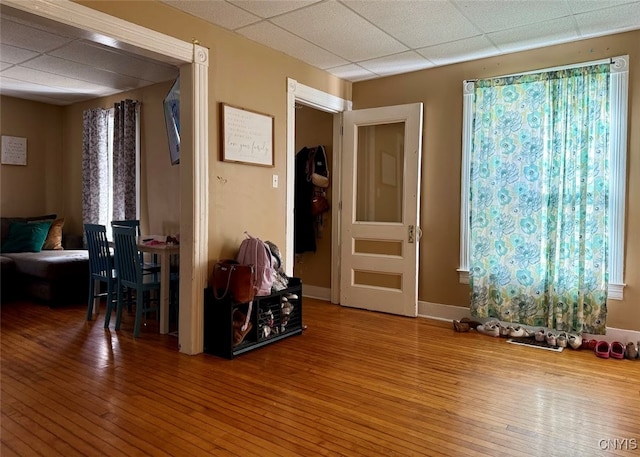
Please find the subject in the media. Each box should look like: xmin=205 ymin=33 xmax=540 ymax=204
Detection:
xmin=1 ymin=220 xmax=52 ymax=253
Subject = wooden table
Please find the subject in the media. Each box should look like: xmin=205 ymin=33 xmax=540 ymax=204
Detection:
xmin=137 ymin=237 xmax=180 ymax=334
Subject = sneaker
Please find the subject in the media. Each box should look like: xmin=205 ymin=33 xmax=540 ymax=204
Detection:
xmin=624 ymin=342 xmax=637 ymax=360
xmin=568 ymin=334 xmax=583 ymax=350
xmin=508 ymin=326 xmax=526 ymax=338
xmin=545 ymin=331 xmax=557 ymax=346
xmin=477 ymin=323 xmax=500 ymax=337
xmin=535 ymin=329 xmax=546 ymax=342
xmin=556 ymin=332 xmax=568 ymax=348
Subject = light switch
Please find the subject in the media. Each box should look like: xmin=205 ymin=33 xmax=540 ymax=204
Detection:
xmin=272 ymin=174 xmax=278 ymax=188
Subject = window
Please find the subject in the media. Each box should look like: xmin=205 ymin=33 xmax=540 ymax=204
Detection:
xmin=82 ymin=100 xmax=140 ymax=238
xmin=459 ymin=56 xmax=629 ymax=300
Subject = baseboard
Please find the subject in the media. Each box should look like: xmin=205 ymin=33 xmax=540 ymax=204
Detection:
xmin=302 ymin=285 xmax=331 ymax=301
xmin=418 ymin=300 xmax=640 ymax=343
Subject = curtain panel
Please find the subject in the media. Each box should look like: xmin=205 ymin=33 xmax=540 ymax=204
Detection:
xmin=82 ymin=108 xmax=110 ymax=225
xmin=113 ymin=99 xmax=137 ymax=221
xmin=469 ymin=64 xmax=610 ymax=334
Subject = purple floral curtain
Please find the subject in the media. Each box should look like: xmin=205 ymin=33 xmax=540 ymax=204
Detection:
xmin=113 ymin=99 xmax=138 ymax=221
xmin=82 ymin=108 xmax=110 ymax=225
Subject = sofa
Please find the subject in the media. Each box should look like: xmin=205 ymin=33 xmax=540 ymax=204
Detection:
xmin=1 ymin=214 xmax=89 ymax=306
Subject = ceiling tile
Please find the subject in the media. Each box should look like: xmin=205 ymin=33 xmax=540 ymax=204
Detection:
xmin=271 ymin=1 xmax=408 ymax=62
xmin=22 ymin=55 xmax=154 ymax=91
xmin=229 ymin=0 xmax=321 ymax=18
xmin=358 ymin=51 xmax=435 ymax=77
xmin=1 ymin=66 xmax=113 ymax=93
xmin=327 ymin=63 xmax=376 ymax=82
xmin=454 ymin=0 xmax=572 ymax=33
xmin=344 ymin=0 xmax=480 ymax=48
xmin=0 ymin=62 xmax=14 ymax=71
xmin=488 ymin=17 xmax=580 ymax=53
xmin=575 ymin=3 xmax=640 ymax=36
xmin=49 ymin=41 xmax=178 ymax=82
xmin=161 ymin=0 xmax=260 ymax=30
xmin=0 ymin=18 xmax=75 ymax=53
xmin=237 ymin=22 xmax=349 ymax=69
xmin=0 ymin=44 xmax=39 ymax=65
xmin=417 ymin=35 xmax=501 ymax=66
xmin=0 ymin=76 xmax=95 ymax=104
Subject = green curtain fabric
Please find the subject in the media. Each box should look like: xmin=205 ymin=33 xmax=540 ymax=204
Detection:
xmin=469 ymin=64 xmax=610 ymax=334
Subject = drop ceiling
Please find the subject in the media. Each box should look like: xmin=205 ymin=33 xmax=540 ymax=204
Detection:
xmin=1 ymin=0 xmax=639 ymax=106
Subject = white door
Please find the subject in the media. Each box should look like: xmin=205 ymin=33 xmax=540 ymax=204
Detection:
xmin=340 ymin=103 xmax=423 ymax=316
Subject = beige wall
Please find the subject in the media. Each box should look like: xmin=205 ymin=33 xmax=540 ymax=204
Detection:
xmin=78 ymin=1 xmax=351 ymax=264
xmin=293 ymin=106 xmax=334 ymax=288
xmin=0 ymin=96 xmax=63 ymax=218
xmin=352 ymin=30 xmax=640 ymax=331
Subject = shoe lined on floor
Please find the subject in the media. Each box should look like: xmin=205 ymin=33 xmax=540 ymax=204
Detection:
xmin=610 ymin=341 xmax=625 ymax=359
xmin=535 ymin=329 xmax=546 ymax=342
xmin=460 ymin=317 xmax=482 ymax=328
xmin=545 ymin=332 xmax=557 ymax=347
xmin=453 ymin=320 xmax=471 ymax=332
xmin=508 ymin=326 xmax=526 ymax=338
xmin=477 ymin=322 xmax=500 ymax=337
xmin=568 ymin=334 xmax=583 ymax=350
xmin=595 ymin=341 xmax=611 ymax=358
xmin=624 ymin=342 xmax=637 ymax=359
xmin=556 ymin=332 xmax=568 ymax=348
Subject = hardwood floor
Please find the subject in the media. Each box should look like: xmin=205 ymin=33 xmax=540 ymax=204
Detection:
xmin=1 ymin=297 xmax=638 ymax=456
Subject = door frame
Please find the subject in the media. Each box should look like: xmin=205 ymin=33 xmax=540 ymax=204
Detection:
xmin=286 ymin=79 xmax=351 ymax=304
xmin=5 ymin=0 xmax=209 ymax=354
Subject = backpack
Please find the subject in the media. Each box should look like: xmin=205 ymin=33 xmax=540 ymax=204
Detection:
xmin=236 ymin=232 xmax=274 ymax=296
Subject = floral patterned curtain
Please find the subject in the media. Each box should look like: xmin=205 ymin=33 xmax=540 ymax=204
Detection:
xmin=82 ymin=108 xmax=110 ymax=225
xmin=112 ymin=99 xmax=138 ymax=221
xmin=469 ymin=64 xmax=610 ymax=334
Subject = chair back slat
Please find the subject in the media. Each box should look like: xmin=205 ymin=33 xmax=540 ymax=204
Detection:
xmin=84 ymin=223 xmax=113 ymax=280
xmin=112 ymin=225 xmax=143 ymax=288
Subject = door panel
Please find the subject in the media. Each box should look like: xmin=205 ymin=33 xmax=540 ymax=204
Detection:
xmin=340 ymin=103 xmax=423 ymax=316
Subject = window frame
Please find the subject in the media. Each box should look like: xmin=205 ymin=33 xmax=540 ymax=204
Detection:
xmin=459 ymin=55 xmax=629 ymax=300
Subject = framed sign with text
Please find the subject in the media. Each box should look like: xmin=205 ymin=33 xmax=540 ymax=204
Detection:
xmin=221 ymin=103 xmax=274 ymax=167
xmin=1 ymin=136 xmax=27 ymax=166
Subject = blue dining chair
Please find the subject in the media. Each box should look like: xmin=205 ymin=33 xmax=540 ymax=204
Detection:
xmin=112 ymin=225 xmax=161 ymax=337
xmin=111 ymin=219 xmax=160 ymax=273
xmin=84 ymin=224 xmax=117 ymax=325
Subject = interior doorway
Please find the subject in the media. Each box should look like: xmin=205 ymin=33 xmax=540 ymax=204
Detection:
xmin=292 ymin=106 xmax=334 ymax=297
xmin=285 ymin=78 xmax=351 ymax=304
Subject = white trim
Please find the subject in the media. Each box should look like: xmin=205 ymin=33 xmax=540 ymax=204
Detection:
xmin=459 ymin=81 xmax=474 ymax=281
xmin=179 ymin=44 xmax=210 ymax=355
xmin=302 ymin=285 xmax=331 ymax=301
xmin=286 ymin=78 xmax=351 ymax=305
xmin=607 ymin=56 xmax=629 ymax=297
xmin=460 ymin=56 xmax=629 ymax=299
xmin=9 ymin=0 xmax=209 ymax=353
xmin=2 ymin=0 xmax=192 ymax=65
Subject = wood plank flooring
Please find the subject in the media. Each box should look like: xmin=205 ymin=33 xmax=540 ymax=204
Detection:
xmin=1 ymin=297 xmax=639 ymax=456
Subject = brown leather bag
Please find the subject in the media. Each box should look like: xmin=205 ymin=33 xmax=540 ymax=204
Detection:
xmin=311 ymin=194 xmax=330 ymax=216
xmin=212 ymin=259 xmax=255 ymax=303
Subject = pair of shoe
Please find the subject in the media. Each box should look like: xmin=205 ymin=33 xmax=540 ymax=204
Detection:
xmin=452 ymin=317 xmax=482 ymax=332
xmin=595 ymin=341 xmax=626 ymax=359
